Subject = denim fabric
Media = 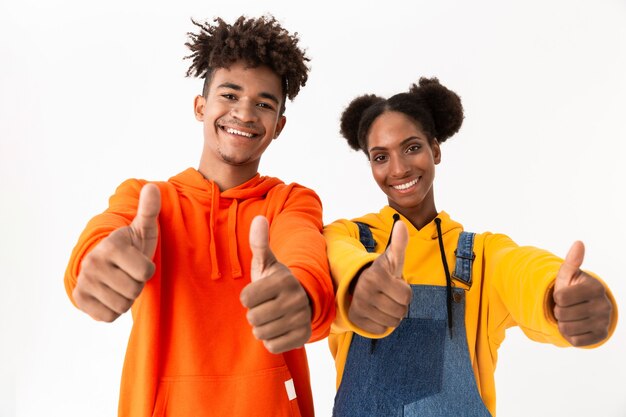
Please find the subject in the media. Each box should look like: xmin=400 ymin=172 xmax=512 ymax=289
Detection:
xmin=333 ymin=285 xmax=491 ymax=417
xmin=453 ymin=232 xmax=476 ymax=285
xmin=355 ymin=222 xmax=377 ymax=253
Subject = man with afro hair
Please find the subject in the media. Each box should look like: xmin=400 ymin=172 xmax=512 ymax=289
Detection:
xmin=64 ymin=15 xmax=335 ymax=417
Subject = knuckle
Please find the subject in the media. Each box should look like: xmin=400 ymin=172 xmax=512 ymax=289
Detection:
xmin=96 ymin=310 xmax=119 ymax=323
xmin=569 ymin=336 xmax=584 ymax=347
xmin=81 ymin=254 xmax=96 ymax=272
xmin=264 ymin=340 xmax=280 ymax=354
xmin=294 ymin=288 xmax=308 ymax=305
xmin=239 ymin=288 xmax=251 ymax=307
xmin=246 ymin=310 xmax=258 ymax=326
xmin=98 ymin=237 xmax=117 ymax=256
xmin=142 ymin=261 xmax=156 ymax=281
xmin=361 ymin=271 xmax=380 ymax=288
xmin=348 ymin=308 xmax=361 ymax=324
xmin=129 ymin=283 xmax=144 ymax=300
xmin=75 ymin=276 xmax=95 ymax=297
xmin=361 ymin=322 xmax=374 ymax=333
xmin=298 ymin=327 xmax=311 ymax=344
xmin=105 ymin=313 xmax=120 ymax=323
xmin=390 ymin=318 xmax=402 ymax=328
xmin=401 ymin=288 xmax=413 ymax=306
xmin=113 ymin=299 xmax=132 ymax=315
xmin=251 ymin=326 xmax=263 ymax=340
xmin=350 ymin=295 xmax=364 ymax=312
xmin=552 ymin=290 xmax=565 ymax=306
xmin=73 ymin=291 xmax=87 ymax=309
xmin=372 ymin=324 xmax=386 ymax=334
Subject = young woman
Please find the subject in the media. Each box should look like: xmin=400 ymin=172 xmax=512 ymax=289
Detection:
xmin=324 ymin=78 xmax=617 ymax=417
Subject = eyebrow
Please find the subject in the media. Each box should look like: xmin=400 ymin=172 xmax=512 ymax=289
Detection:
xmin=368 ymin=136 xmax=423 ymax=153
xmin=216 ymin=82 xmax=281 ymax=105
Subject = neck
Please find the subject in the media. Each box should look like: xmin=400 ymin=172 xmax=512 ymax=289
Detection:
xmin=198 ymin=156 xmax=259 ymax=192
xmin=389 ymin=190 xmax=438 ymax=230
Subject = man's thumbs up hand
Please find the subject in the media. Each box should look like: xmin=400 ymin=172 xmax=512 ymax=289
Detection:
xmin=553 ymin=241 xmax=613 ymax=346
xmin=74 ymin=184 xmax=161 ymax=322
xmin=249 ymin=215 xmax=276 ymax=283
xmin=240 ymin=216 xmax=312 ymax=354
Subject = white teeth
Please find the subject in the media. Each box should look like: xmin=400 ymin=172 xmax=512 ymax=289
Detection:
xmin=392 ymin=178 xmax=418 ymax=190
xmin=225 ymin=127 xmax=254 ymax=138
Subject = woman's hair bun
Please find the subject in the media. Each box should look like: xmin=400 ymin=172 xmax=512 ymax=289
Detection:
xmin=340 ymin=94 xmax=385 ymax=151
xmin=411 ymin=77 xmax=464 ymax=143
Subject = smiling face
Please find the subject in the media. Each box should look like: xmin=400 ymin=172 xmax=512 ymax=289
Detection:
xmin=367 ymin=111 xmax=441 ymax=228
xmin=195 ymin=60 xmax=286 ymax=189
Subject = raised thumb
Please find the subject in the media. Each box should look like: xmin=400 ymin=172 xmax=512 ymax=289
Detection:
xmin=130 ymin=183 xmax=161 ymax=257
xmin=555 ymin=240 xmax=585 ymax=290
xmin=386 ymin=220 xmax=409 ymax=279
xmin=249 ymin=215 xmax=275 ymax=281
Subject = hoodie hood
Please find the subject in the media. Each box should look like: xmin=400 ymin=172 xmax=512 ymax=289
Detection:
xmin=352 ymin=206 xmax=464 ymax=336
xmin=169 ymin=168 xmax=282 ymax=201
xmin=169 ymin=168 xmax=283 ymax=280
xmin=354 ymin=206 xmax=462 ymax=241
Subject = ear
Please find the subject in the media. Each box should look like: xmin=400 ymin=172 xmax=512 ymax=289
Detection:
xmin=194 ymin=95 xmax=206 ymax=121
xmin=431 ymin=140 xmax=442 ymax=165
xmin=273 ymin=115 xmax=287 ymax=139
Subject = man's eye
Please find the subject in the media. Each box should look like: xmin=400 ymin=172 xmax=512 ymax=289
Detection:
xmin=257 ymin=102 xmax=274 ymax=110
xmin=222 ymin=94 xmax=236 ymax=100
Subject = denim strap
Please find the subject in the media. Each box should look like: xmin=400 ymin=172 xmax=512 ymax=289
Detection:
xmin=452 ymin=231 xmax=475 ymax=285
xmin=355 ymin=222 xmax=376 ymax=254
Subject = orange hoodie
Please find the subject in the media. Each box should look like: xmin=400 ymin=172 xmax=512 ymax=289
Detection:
xmin=65 ymin=168 xmax=335 ymax=417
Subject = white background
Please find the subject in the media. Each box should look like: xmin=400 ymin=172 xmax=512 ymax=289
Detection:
xmin=1 ymin=1 xmax=625 ymax=416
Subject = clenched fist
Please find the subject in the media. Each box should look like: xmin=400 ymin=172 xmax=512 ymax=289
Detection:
xmin=348 ymin=221 xmax=412 ymax=335
xmin=240 ymin=216 xmax=312 ymax=354
xmin=73 ymin=183 xmax=161 ymax=322
xmin=553 ymin=241 xmax=613 ymax=347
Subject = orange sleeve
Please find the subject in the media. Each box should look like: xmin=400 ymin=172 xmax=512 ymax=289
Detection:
xmin=268 ymin=185 xmax=336 ymax=343
xmin=63 ymin=179 xmax=147 ymax=306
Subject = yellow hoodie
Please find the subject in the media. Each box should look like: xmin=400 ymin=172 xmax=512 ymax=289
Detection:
xmin=324 ymin=207 xmax=617 ymax=416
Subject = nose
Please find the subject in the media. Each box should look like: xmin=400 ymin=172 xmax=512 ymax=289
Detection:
xmin=231 ymin=99 xmax=258 ymax=123
xmin=389 ymin=154 xmax=410 ymax=178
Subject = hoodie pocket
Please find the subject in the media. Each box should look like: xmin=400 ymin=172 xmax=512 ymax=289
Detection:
xmin=151 ymin=365 xmax=301 ymax=417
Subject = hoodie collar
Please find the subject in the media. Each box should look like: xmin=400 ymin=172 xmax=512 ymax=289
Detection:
xmin=168 ymin=168 xmax=283 ymax=280
xmin=378 ymin=206 xmax=461 ymax=240
xmin=169 ymin=168 xmax=282 ymax=201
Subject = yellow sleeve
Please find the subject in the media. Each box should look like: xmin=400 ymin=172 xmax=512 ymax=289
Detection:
xmin=484 ymin=234 xmax=618 ymax=348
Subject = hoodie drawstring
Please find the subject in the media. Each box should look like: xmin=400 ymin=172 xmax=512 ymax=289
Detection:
xmin=228 ymin=199 xmax=243 ymax=278
xmin=209 ymin=183 xmax=221 ymax=280
xmin=434 ymin=217 xmax=453 ymax=337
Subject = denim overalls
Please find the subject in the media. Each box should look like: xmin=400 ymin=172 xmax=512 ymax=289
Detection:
xmin=333 ymin=224 xmax=492 ymax=417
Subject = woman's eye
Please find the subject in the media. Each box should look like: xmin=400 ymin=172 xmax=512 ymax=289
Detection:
xmin=407 ymin=144 xmax=421 ymax=153
xmin=372 ymin=154 xmax=387 ymax=162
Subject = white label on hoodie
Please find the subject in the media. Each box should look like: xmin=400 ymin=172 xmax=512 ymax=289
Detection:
xmin=285 ymin=378 xmax=297 ymax=401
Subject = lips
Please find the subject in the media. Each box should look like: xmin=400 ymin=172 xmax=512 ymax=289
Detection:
xmin=217 ymin=122 xmax=262 ymax=139
xmin=391 ymin=177 xmax=419 ymax=191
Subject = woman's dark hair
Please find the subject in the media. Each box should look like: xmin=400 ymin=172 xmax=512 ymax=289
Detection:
xmin=340 ymin=77 xmax=464 ymax=155
xmin=184 ymin=15 xmax=310 ymax=114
